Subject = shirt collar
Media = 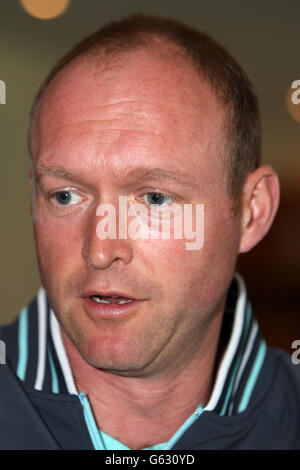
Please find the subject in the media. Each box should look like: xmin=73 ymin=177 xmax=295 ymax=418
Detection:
xmin=15 ymin=272 xmax=266 ymax=415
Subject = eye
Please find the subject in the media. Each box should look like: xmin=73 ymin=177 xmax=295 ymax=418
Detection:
xmin=143 ymin=192 xmax=174 ymax=206
xmin=53 ymin=191 xmax=83 ymax=206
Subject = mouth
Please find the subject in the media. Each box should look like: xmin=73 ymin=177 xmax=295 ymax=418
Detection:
xmin=90 ymin=295 xmax=134 ymax=305
xmin=82 ymin=292 xmax=144 ymax=320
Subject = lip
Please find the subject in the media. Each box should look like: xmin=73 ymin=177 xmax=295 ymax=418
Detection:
xmin=82 ymin=290 xmax=138 ymax=300
xmin=82 ymin=296 xmax=144 ymax=320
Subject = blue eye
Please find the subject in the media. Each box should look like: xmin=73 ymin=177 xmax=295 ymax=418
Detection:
xmin=54 ymin=191 xmax=82 ymax=206
xmin=144 ymin=192 xmax=174 ymax=206
xmin=55 ymin=192 xmax=71 ymax=205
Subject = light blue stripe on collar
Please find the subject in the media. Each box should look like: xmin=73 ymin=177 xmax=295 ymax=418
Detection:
xmin=237 ymin=340 xmax=267 ymax=413
xmin=163 ymin=404 xmax=204 ymax=450
xmin=16 ymin=306 xmax=28 ymax=381
xmin=219 ymin=301 xmax=252 ymax=416
xmin=98 ymin=404 xmax=204 ymax=450
xmin=78 ymin=392 xmax=105 ymax=450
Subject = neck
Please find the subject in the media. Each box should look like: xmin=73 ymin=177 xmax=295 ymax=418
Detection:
xmin=61 ymin=308 xmax=225 ymax=449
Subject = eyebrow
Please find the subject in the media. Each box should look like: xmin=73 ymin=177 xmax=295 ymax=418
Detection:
xmin=34 ymin=165 xmax=81 ymax=183
xmin=34 ymin=164 xmax=199 ymax=189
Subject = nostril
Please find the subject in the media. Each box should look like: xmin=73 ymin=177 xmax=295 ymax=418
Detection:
xmin=82 ymin=234 xmax=133 ymax=269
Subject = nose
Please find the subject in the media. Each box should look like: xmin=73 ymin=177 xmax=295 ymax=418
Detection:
xmin=82 ymin=207 xmax=133 ymax=269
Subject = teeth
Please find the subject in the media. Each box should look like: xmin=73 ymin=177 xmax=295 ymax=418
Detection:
xmin=91 ymin=296 xmax=110 ymax=304
xmin=91 ymin=296 xmax=133 ymax=305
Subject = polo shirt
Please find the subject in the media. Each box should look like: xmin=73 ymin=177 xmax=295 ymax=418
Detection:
xmin=0 ymin=273 xmax=299 ymax=450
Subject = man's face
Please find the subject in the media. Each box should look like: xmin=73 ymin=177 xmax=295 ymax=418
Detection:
xmin=31 ymin=49 xmax=242 ymax=376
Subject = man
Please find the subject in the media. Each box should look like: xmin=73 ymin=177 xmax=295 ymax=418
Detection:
xmin=0 ymin=14 xmax=299 ymax=450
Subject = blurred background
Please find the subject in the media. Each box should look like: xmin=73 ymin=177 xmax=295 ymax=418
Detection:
xmin=0 ymin=0 xmax=299 ymax=352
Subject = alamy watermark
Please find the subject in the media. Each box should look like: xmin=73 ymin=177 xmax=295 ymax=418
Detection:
xmin=95 ymin=196 xmax=204 ymax=250
xmin=0 ymin=340 xmax=6 ymax=365
xmin=291 ymin=340 xmax=300 ymax=365
xmin=0 ymin=80 xmax=6 ymax=104
xmin=291 ymin=80 xmax=300 ymax=105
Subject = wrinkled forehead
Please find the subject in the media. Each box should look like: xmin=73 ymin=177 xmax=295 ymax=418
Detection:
xmin=32 ymin=48 xmax=226 ymax=171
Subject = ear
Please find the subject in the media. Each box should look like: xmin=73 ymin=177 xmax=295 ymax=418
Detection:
xmin=239 ymin=165 xmax=280 ymax=253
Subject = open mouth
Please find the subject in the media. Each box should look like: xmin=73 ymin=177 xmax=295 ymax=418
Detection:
xmin=82 ymin=292 xmax=143 ymax=319
xmin=90 ymin=295 xmax=134 ymax=305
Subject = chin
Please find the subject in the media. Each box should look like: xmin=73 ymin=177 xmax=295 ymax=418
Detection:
xmin=61 ymin=309 xmax=164 ymax=376
xmin=75 ymin=335 xmax=153 ymax=376
xmin=84 ymin=353 xmax=152 ymax=377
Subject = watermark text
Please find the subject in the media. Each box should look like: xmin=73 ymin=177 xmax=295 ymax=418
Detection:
xmin=0 ymin=340 xmax=6 ymax=364
xmin=291 ymin=80 xmax=300 ymax=105
xmin=95 ymin=197 xmax=204 ymax=250
xmin=291 ymin=339 xmax=300 ymax=365
xmin=0 ymin=80 xmax=6 ymax=104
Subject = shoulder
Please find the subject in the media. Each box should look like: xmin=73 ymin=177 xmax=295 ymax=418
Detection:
xmin=253 ymin=346 xmax=300 ymax=445
xmin=261 ymin=347 xmax=300 ymax=396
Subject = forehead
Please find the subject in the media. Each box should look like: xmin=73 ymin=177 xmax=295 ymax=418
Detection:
xmin=33 ymin=48 xmax=226 ymax=184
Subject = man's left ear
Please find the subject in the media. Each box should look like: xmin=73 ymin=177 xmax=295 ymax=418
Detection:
xmin=239 ymin=165 xmax=280 ymax=253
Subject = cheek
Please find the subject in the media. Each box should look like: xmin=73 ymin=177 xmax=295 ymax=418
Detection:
xmin=137 ymin=210 xmax=240 ymax=310
xmin=33 ymin=210 xmax=84 ymax=276
xmin=137 ymin=238 xmax=203 ymax=303
xmin=205 ymin=208 xmax=241 ymax=270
